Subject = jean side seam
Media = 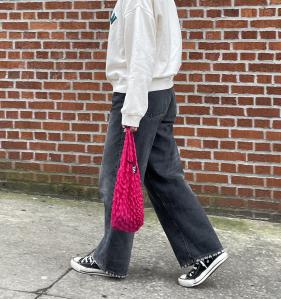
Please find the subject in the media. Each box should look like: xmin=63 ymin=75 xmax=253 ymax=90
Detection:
xmin=145 ymin=169 xmax=193 ymax=264
xmin=180 ymin=178 xmax=225 ymax=265
xmin=160 ymin=196 xmax=194 ymax=264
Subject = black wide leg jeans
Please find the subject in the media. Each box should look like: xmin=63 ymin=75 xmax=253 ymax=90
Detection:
xmin=93 ymin=86 xmax=224 ymax=278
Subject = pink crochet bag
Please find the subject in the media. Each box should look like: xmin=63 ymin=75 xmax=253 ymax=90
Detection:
xmin=111 ymin=127 xmax=144 ymax=232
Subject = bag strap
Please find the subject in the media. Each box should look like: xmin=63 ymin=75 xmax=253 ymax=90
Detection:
xmin=120 ymin=127 xmax=129 ymax=168
xmin=125 ymin=127 xmax=138 ymax=173
xmin=125 ymin=127 xmax=133 ymax=163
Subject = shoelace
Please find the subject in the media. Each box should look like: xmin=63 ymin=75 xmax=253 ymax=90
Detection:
xmin=81 ymin=255 xmax=95 ymax=265
xmin=188 ymin=260 xmax=208 ymax=277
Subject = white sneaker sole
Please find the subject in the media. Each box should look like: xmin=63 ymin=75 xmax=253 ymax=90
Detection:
xmin=178 ymin=251 xmax=229 ymax=288
xmin=70 ymin=257 xmax=111 ymax=277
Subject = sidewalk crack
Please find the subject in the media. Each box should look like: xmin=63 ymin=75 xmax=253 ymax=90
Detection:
xmin=34 ymin=267 xmax=72 ymax=298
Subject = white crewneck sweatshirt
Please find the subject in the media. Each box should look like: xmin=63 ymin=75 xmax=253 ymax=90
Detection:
xmin=106 ymin=0 xmax=182 ymax=127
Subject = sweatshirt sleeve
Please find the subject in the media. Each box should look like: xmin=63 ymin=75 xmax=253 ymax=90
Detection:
xmin=121 ymin=5 xmax=157 ymax=127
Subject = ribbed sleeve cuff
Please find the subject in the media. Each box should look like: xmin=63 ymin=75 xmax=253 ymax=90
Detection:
xmin=121 ymin=113 xmax=142 ymax=128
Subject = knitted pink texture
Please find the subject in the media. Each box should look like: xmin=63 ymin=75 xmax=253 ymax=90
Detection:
xmin=111 ymin=127 xmax=144 ymax=232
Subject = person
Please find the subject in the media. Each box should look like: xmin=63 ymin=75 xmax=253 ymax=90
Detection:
xmin=70 ymin=0 xmax=228 ymax=288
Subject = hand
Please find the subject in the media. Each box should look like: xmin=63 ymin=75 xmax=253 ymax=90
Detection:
xmin=122 ymin=125 xmax=138 ymax=133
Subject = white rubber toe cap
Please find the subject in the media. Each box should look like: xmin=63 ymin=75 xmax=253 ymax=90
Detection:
xmin=72 ymin=256 xmax=82 ymax=263
xmin=179 ymin=273 xmax=188 ymax=279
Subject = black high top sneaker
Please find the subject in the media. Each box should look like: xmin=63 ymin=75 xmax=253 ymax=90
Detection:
xmin=178 ymin=250 xmax=229 ymax=287
xmin=70 ymin=252 xmax=127 ymax=278
xmin=70 ymin=254 xmax=108 ymax=276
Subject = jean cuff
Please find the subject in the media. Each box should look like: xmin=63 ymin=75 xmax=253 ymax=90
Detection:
xmin=92 ymin=251 xmax=128 ymax=279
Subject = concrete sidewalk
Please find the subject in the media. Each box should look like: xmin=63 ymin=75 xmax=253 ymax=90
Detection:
xmin=0 ymin=190 xmax=280 ymax=299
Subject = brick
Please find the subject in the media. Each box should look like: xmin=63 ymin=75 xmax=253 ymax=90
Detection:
xmin=0 ymin=3 xmax=15 ymax=10
xmin=202 ymin=0 xmax=232 ymax=6
xmin=72 ymin=166 xmax=98 ymax=175
xmin=232 ymin=176 xmax=264 ymax=187
xmin=233 ymin=42 xmax=266 ymax=50
xmin=43 ymin=42 xmax=70 ymax=49
xmin=60 ymin=22 xmax=86 ymax=30
xmin=242 ymin=30 xmax=258 ymax=40
xmin=224 ymin=9 xmax=239 ymax=17
xmin=214 ymin=197 xmax=246 ymax=208
xmin=249 ymin=63 xmax=281 ymax=73
xmin=235 ymin=0 xmax=267 ymax=5
xmin=30 ymin=142 xmax=56 ymax=151
xmin=241 ymin=8 xmax=258 ymax=18
xmin=198 ymin=128 xmax=229 ymax=138
xmin=17 ymin=2 xmax=43 ymax=10
xmin=213 ymin=63 xmax=245 ymax=72
xmin=197 ymin=173 xmax=228 ymax=183
xmin=198 ymin=84 xmax=229 ymax=93
xmin=73 ymin=1 xmax=101 ymax=9
xmin=255 ymin=189 xmax=271 ymax=199
xmin=207 ymin=9 xmax=221 ymax=18
xmin=190 ymin=10 xmax=204 ymax=18
xmin=213 ymin=107 xmax=244 ymax=116
xmin=57 ymin=102 xmax=84 ymax=110
xmin=231 ymin=129 xmax=263 ymax=139
xmin=0 ymin=121 xmax=13 ymax=128
xmin=259 ymin=8 xmax=276 ymax=17
xmin=267 ymin=86 xmax=281 ymax=95
xmin=251 ymin=19 xmax=281 ymax=28
xmin=180 ymin=105 xmax=210 ymax=115
xmin=267 ymin=178 xmax=281 ymax=188
xmin=43 ymin=122 xmax=70 ymax=131
xmin=198 ymin=42 xmax=230 ymax=50
xmin=2 ymin=141 xmax=27 ymax=149
xmin=248 ymin=200 xmax=280 ymax=211
xmin=16 ymin=81 xmax=42 ymax=89
xmin=182 ymin=62 xmax=210 ymax=72
xmin=237 ymin=164 xmax=254 ymax=174
xmin=255 ymin=143 xmax=270 ymax=152
xmin=43 ymin=164 xmax=70 ymax=173
xmin=232 ymin=85 xmax=264 ymax=94
xmin=181 ymin=149 xmax=211 ymax=160
xmin=182 ymin=20 xmax=213 ymax=29
xmin=15 ymin=162 xmax=40 ymax=171
xmin=58 ymin=143 xmax=85 ymax=152
xmin=247 ymin=108 xmax=280 ymax=118
xmin=216 ymin=20 xmax=247 ymax=28
xmin=73 ymin=82 xmax=100 ymax=90
xmin=44 ymin=82 xmax=71 ymax=90
xmin=220 ymin=140 xmax=235 ymax=149
xmin=255 ymin=165 xmax=271 ymax=175
xmin=29 ymin=101 xmax=54 ymax=110
xmin=260 ymin=31 xmax=276 ymax=39
xmin=15 ymin=121 xmax=41 ymax=129
xmin=3 ymin=22 xmax=28 ymax=30
xmin=45 ymin=2 xmax=72 ymax=10
xmin=248 ymin=153 xmax=280 ymax=163
xmin=215 ymin=151 xmax=246 ymax=161
xmin=266 ymin=131 xmax=281 ymax=141
xmin=71 ymin=123 xmax=98 ymax=132
xmin=221 ymin=186 xmax=237 ymax=196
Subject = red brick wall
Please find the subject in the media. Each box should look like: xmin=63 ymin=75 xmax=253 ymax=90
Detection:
xmin=0 ymin=1 xmax=280 ymax=220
